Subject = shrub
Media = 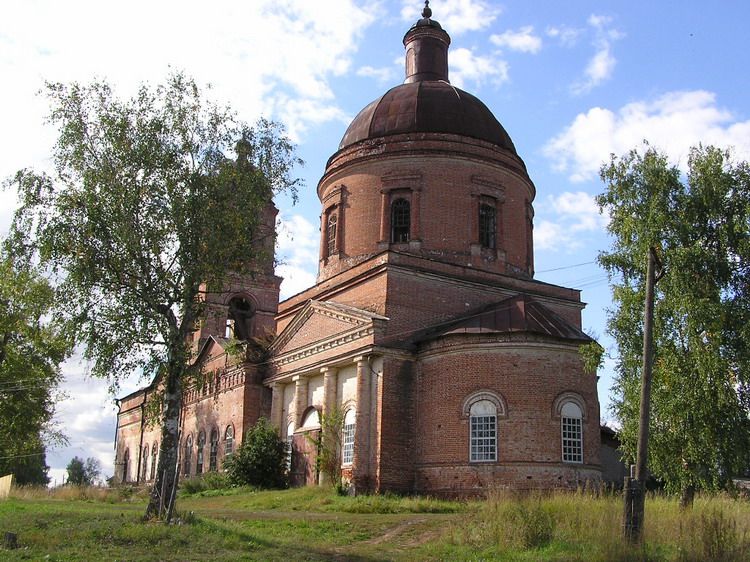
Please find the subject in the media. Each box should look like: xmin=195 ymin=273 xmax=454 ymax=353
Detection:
xmin=509 ymin=502 xmax=555 ymax=549
xmin=224 ymin=417 xmax=287 ymax=489
xmin=179 ymin=472 xmax=230 ymax=495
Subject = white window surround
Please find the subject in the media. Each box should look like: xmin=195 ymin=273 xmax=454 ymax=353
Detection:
xmin=301 ymin=408 xmax=320 ymax=429
xmin=461 ymin=390 xmax=507 ymax=418
xmin=552 ymin=391 xmax=587 ymax=420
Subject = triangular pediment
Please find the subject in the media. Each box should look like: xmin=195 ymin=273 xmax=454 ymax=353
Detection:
xmin=414 ymin=294 xmax=592 ymax=343
xmin=271 ymin=300 xmax=387 ymax=356
xmin=193 ymin=335 xmax=230 ymax=362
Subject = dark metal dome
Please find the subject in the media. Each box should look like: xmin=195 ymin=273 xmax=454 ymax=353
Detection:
xmin=338 ymin=80 xmax=517 ymax=153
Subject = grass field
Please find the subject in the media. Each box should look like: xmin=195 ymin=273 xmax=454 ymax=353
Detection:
xmin=1 ymin=485 xmax=749 ymax=561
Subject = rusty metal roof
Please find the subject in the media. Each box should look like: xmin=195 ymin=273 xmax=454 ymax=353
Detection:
xmin=338 ymin=80 xmax=517 ymax=153
xmin=414 ymin=294 xmax=592 ymax=343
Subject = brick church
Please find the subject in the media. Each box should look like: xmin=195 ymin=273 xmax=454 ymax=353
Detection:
xmin=115 ymin=4 xmax=602 ymax=494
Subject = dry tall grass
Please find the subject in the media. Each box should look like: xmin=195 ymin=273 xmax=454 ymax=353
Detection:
xmin=9 ymin=484 xmax=146 ymax=502
xmin=448 ymin=488 xmax=750 ymax=561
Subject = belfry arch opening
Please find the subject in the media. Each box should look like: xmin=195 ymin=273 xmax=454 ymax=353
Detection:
xmin=226 ymin=296 xmax=254 ymax=341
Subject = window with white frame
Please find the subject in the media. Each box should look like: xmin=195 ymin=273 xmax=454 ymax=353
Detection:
xmin=561 ymin=402 xmax=583 ymax=463
xmin=285 ymin=422 xmax=295 ymax=471
xmin=342 ymin=409 xmax=356 ymax=465
xmin=224 ymin=426 xmax=234 ymax=458
xmin=469 ymin=400 xmax=497 ymax=462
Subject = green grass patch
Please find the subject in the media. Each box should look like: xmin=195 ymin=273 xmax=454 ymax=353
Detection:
xmin=2 ymin=487 xmax=750 ymax=560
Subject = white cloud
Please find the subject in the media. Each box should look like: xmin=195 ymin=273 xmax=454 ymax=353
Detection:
xmin=0 ymin=0 xmax=376 ymax=185
xmin=535 ymin=192 xmax=607 ymax=251
xmin=449 ymin=48 xmax=509 ymax=89
xmin=271 ymin=96 xmax=351 ymax=143
xmin=571 ymin=13 xmax=623 ymax=94
xmin=551 ymin=191 xmax=608 ymax=232
xmin=400 ymin=0 xmax=498 ymax=35
xmin=490 ymin=26 xmax=542 ymax=54
xmin=357 ymin=65 xmax=397 ymax=84
xmin=582 ymin=46 xmax=615 ymax=88
xmin=544 ymin=90 xmax=750 ymax=182
xmin=276 ymin=214 xmax=320 ymax=299
xmin=535 ymin=220 xmax=567 ymax=251
xmin=546 ymin=25 xmax=582 ymax=47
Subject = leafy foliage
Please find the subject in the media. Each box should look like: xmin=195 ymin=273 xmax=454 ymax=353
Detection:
xmin=180 ymin=471 xmax=231 ymax=495
xmin=224 ymin=417 xmax=287 ymax=489
xmin=6 ymin=72 xmax=301 ymax=518
xmin=598 ymin=144 xmax=750 ymax=493
xmin=66 ymin=456 xmax=101 ymax=486
xmin=308 ymin=408 xmax=346 ymax=490
xmin=0 ymin=245 xmax=71 ymax=485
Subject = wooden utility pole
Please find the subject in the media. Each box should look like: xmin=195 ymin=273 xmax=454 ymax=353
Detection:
xmin=624 ymin=246 xmax=658 ymax=542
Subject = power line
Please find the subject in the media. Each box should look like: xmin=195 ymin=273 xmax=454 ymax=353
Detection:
xmin=0 ymin=450 xmax=47 ymax=461
xmin=536 ymin=260 xmax=597 ymax=274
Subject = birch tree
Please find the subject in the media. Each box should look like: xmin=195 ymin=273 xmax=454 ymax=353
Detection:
xmin=7 ymin=73 xmax=300 ymax=518
xmin=598 ymin=144 xmax=750 ymax=500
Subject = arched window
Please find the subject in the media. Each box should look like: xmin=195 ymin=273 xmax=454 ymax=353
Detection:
xmin=123 ymin=449 xmax=130 ymax=483
xmin=301 ymin=408 xmax=320 ymax=429
xmin=183 ymin=435 xmax=193 ymax=478
xmin=479 ymin=202 xmax=496 ymax=249
xmin=227 ymin=296 xmax=254 ymax=341
xmin=150 ymin=442 xmax=158 ymax=480
xmin=209 ymin=428 xmax=219 ymax=471
xmin=391 ymin=198 xmax=410 ymax=243
xmin=561 ymin=402 xmax=583 ymax=463
xmin=141 ymin=444 xmax=149 ymax=481
xmin=469 ymin=400 xmax=497 ymax=462
xmin=342 ymin=409 xmax=356 ymax=466
xmin=285 ymin=422 xmax=295 ymax=470
xmin=197 ymin=431 xmax=206 ymax=474
xmin=326 ymin=213 xmax=338 ymax=257
xmin=224 ymin=425 xmax=234 ymax=458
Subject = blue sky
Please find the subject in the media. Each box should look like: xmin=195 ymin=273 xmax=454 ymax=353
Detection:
xmin=2 ymin=0 xmax=749 ymax=483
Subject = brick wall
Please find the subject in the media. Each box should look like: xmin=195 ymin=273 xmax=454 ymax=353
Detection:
xmin=317 ymin=133 xmax=536 ymax=282
xmin=375 ymin=356 xmax=416 ymax=492
xmin=412 ymin=334 xmax=601 ymax=494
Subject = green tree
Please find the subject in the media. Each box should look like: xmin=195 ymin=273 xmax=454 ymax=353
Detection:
xmin=66 ymin=455 xmax=101 ymax=486
xmin=0 ymin=245 xmax=71 ymax=485
xmin=7 ymin=73 xmax=300 ymax=518
xmin=224 ymin=418 xmax=287 ymax=489
xmin=312 ymin=408 xmax=345 ymax=490
xmin=598 ymin=144 xmax=750 ymax=498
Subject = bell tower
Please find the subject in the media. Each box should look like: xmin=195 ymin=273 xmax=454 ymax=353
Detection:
xmin=190 ymin=144 xmax=283 ymax=350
